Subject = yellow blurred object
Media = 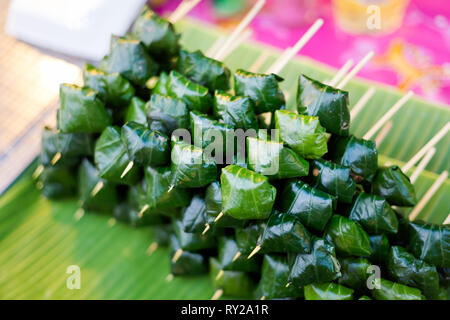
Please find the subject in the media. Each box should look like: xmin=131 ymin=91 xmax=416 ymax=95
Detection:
xmin=332 ymin=0 xmax=410 ymax=35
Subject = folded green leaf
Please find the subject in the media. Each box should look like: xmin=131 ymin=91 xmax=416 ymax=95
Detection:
xmin=274 ymin=110 xmax=328 ymax=159
xmin=279 ymin=180 xmax=334 ymax=233
xmin=325 ymin=215 xmax=372 ymax=256
xmin=58 ymin=84 xmax=112 ymax=133
xmin=145 ymin=94 xmax=189 ymax=135
xmin=205 ymin=182 xmax=245 ymax=228
xmin=371 ymin=166 xmax=417 ymax=207
xmin=213 ymin=90 xmax=258 ymax=130
xmin=190 ymin=110 xmax=234 ymax=152
xmin=337 ymin=257 xmax=371 ymax=290
xmin=173 ymin=220 xmax=216 ymax=252
xmin=304 ymin=283 xmax=354 ymax=300
xmin=180 ymin=194 xmax=207 ymax=233
xmin=170 ymin=235 xmax=207 ymax=276
xmin=359 ymin=295 xmax=372 ymax=300
xmin=124 ymin=97 xmax=148 ymax=125
xmin=38 ymin=165 xmax=77 ymax=199
xmin=366 ymin=234 xmax=390 ymax=265
xmin=372 ymin=279 xmax=424 ymax=300
xmin=234 ymin=69 xmax=285 ymax=114
xmin=235 ymin=222 xmax=266 ymax=254
xmin=218 ymin=237 xmax=260 ymax=273
xmin=221 ymin=165 xmax=276 ymax=220
xmin=152 ymin=72 xmax=169 ymax=95
xmin=296 ymin=74 xmax=350 ymax=136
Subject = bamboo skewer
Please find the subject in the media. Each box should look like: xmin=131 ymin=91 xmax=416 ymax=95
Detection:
xmin=214 ymin=0 xmax=266 ymax=61
xmin=168 ymin=0 xmax=202 ymax=24
xmin=374 ymin=121 xmax=393 ymax=147
xmin=120 ymin=161 xmax=134 ymax=179
xmin=444 ymin=214 xmax=450 ymax=225
xmin=215 ymin=270 xmax=224 ymax=280
xmin=266 ymin=47 xmax=292 ymax=74
xmin=327 ymin=59 xmax=354 ymax=87
xmin=172 ymin=248 xmax=183 ymax=263
xmin=206 ymin=35 xmax=226 ymax=57
xmin=50 ymin=152 xmax=61 ymax=165
xmin=32 ymin=164 xmax=44 ymax=179
xmin=409 ymin=148 xmax=436 ymax=184
xmin=336 ymin=51 xmax=374 ymax=89
xmin=249 ymin=51 xmax=271 ymax=73
xmin=138 ymin=204 xmax=150 ymax=219
xmin=146 ymin=242 xmax=159 ymax=255
xmin=350 ymin=86 xmax=376 ymax=119
xmin=221 ymin=29 xmax=253 ymax=60
xmin=408 ymin=170 xmax=448 ymax=221
xmin=247 ymin=245 xmax=261 ymax=259
xmin=211 ymin=289 xmax=223 ymax=300
xmin=232 ymin=251 xmax=241 ymax=262
xmin=90 ymin=181 xmax=104 ymax=197
xmin=202 ymin=223 xmax=210 ymax=235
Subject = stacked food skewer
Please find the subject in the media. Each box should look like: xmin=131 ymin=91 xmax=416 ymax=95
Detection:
xmin=33 ymin=1 xmax=449 ymax=300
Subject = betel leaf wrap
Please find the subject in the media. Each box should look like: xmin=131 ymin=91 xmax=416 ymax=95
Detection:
xmin=279 ymin=180 xmax=335 ymax=233
xmin=82 ymin=64 xmax=135 ymax=108
xmin=213 ymin=90 xmax=258 ymax=130
xmin=337 ymin=257 xmax=371 ymax=290
xmin=235 ymin=222 xmax=266 ymax=254
xmin=387 ymin=246 xmax=440 ymax=299
xmin=274 ymin=110 xmax=328 ymax=159
xmin=204 ymin=182 xmax=244 ymax=228
xmin=246 ymin=137 xmax=309 ymax=180
xmin=259 ymin=210 xmax=312 ymax=254
xmin=170 ymin=235 xmax=207 ymax=276
xmin=372 ymin=279 xmax=424 ymax=300
xmin=366 ymin=234 xmax=390 ymax=265
xmin=124 ymin=97 xmax=148 ymax=125
xmin=371 ymin=166 xmax=417 ymax=207
xmin=217 ymin=237 xmax=260 ymax=273
xmin=309 ymin=159 xmax=355 ymax=203
xmin=296 ymin=74 xmax=350 ymax=136
xmin=100 ymin=36 xmax=159 ymax=86
xmin=180 ymin=194 xmax=207 ymax=233
xmin=146 ymin=94 xmax=189 ymax=134
xmin=209 ymin=258 xmax=254 ymax=299
xmin=325 ymin=215 xmax=372 ymax=256
xmin=170 ymin=141 xmax=218 ymax=188
xmin=190 ymin=110 xmax=234 ymax=152
xmin=58 ymin=84 xmax=112 ymax=133
xmin=165 ymin=71 xmax=212 ymax=114
xmin=288 ymin=238 xmax=341 ymax=287
xmin=176 ymin=49 xmax=230 ymax=91
xmin=221 ymin=165 xmax=276 ymax=220
xmin=94 ymin=126 xmax=139 ymax=185
xmin=234 ymin=69 xmax=285 ymax=114
xmin=304 ymin=283 xmax=354 ymax=300
xmin=349 ymin=193 xmax=399 ymax=235
xmin=328 ymin=135 xmax=378 ymax=182
xmin=152 ymin=71 xmax=169 ymax=95
xmin=38 ymin=165 xmax=77 ymax=199
xmin=407 ymin=221 xmax=450 ymax=268
xmin=121 ymin=122 xmax=169 ymax=167
xmin=255 ymin=254 xmax=304 ymax=299
xmin=173 ymin=220 xmax=216 ymax=252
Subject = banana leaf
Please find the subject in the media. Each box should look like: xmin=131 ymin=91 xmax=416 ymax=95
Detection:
xmin=246 ymin=137 xmax=309 ymax=180
xmin=209 ymin=258 xmax=254 ymax=299
xmin=296 ymin=74 xmax=350 ymax=136
xmin=255 ymin=254 xmax=304 ymax=300
xmin=327 ymin=135 xmax=378 ymax=183
xmin=173 ymin=220 xmax=216 ymax=252
xmin=372 ymin=279 xmax=424 ymax=300
xmin=258 ymin=210 xmax=312 ymax=254
xmin=170 ymin=235 xmax=208 ymax=276
xmin=235 ymin=222 xmax=266 ymax=254
xmin=309 ymin=159 xmax=355 ymax=204
xmin=349 ymin=193 xmax=399 ymax=235
xmin=213 ymin=90 xmax=258 ymax=130
xmin=100 ymin=35 xmax=158 ymax=86
xmin=37 ymin=165 xmax=77 ymax=199
xmin=165 ymin=71 xmax=212 ymax=114
xmin=41 ymin=127 xmax=94 ymax=167
xmin=121 ymin=122 xmax=169 ymax=167
xmin=146 ymin=94 xmax=189 ymax=135
xmin=176 ymin=49 xmax=230 ymax=91
xmin=82 ymin=64 xmax=135 ymax=109
xmin=170 ymin=141 xmax=218 ymax=188
xmin=325 ymin=215 xmax=372 ymax=256
xmin=387 ymin=246 xmax=440 ymax=299
xmin=94 ymin=126 xmax=140 ymax=185
xmin=288 ymin=238 xmax=341 ymax=287
xmin=217 ymin=237 xmax=260 ymax=273
xmin=304 ymin=283 xmax=354 ymax=300
xmin=58 ymin=84 xmax=112 ymax=133
xmin=234 ymin=69 xmax=285 ymax=114
xmin=124 ymin=97 xmax=148 ymax=125
xmin=371 ymin=166 xmax=417 ymax=207
xmin=221 ymin=165 xmax=276 ymax=220
xmin=337 ymin=257 xmax=371 ymax=291
xmin=279 ymin=180 xmax=335 ymax=233
xmin=204 ymin=182 xmax=244 ymax=228
xmin=366 ymin=234 xmax=390 ymax=265
xmin=274 ymin=110 xmax=328 ymax=159
xmin=181 ymin=194 xmax=207 ymax=233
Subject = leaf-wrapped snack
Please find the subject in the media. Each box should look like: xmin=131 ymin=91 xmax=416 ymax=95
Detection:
xmin=213 ymin=91 xmax=258 ymax=130
xmin=180 ymin=194 xmax=207 ymax=233
xmin=221 ymin=165 xmax=276 ymax=220
xmin=304 ymin=283 xmax=354 ymax=300
xmin=209 ymin=258 xmax=254 ymax=299
xmin=217 ymin=237 xmax=260 ymax=273
xmin=173 ymin=220 xmax=216 ymax=252
xmin=124 ymin=97 xmax=147 ymax=125
xmin=337 ymin=257 xmax=371 ymax=290
xmin=38 ymin=165 xmax=77 ymax=199
xmin=146 ymin=94 xmax=189 ymax=134
xmin=190 ymin=110 xmax=234 ymax=152
xmin=235 ymin=222 xmax=266 ymax=254
xmin=205 ymin=182 xmax=244 ymax=228
xmin=372 ymin=279 xmax=424 ymax=300
xmin=170 ymin=235 xmax=207 ymax=276
xmin=367 ymin=234 xmax=390 ymax=265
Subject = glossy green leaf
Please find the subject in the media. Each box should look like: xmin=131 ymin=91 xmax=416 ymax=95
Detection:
xmin=235 ymin=222 xmax=266 ymax=254
xmin=359 ymin=295 xmax=372 ymax=300
xmin=180 ymin=194 xmax=207 ymax=233
xmin=372 ymin=279 xmax=424 ymax=300
xmin=279 ymin=180 xmax=334 ymax=233
xmin=349 ymin=193 xmax=399 ymax=235
xmin=274 ymin=110 xmax=328 ymax=159
xmin=234 ymin=69 xmax=285 ymax=114
xmin=213 ymin=90 xmax=258 ymax=130
xmin=304 ymin=283 xmax=354 ymax=300
xmin=176 ymin=49 xmax=230 ymax=91
xmin=190 ymin=110 xmax=234 ymax=152
xmin=296 ymin=74 xmax=350 ymax=136
xmin=371 ymin=166 xmax=417 ymax=207
xmin=309 ymin=159 xmax=355 ymax=203
xmin=204 ymin=182 xmax=244 ymax=228
xmin=170 ymin=235 xmax=207 ymax=276
xmin=152 ymin=71 xmax=169 ymax=95
xmin=209 ymin=258 xmax=254 ymax=298
xmin=366 ymin=234 xmax=390 ymax=265
xmin=337 ymin=257 xmax=371 ymax=290
xmin=217 ymin=237 xmax=260 ymax=273
xmin=288 ymin=238 xmax=341 ymax=287
xmin=221 ymin=165 xmax=276 ymax=220
xmin=387 ymin=246 xmax=440 ymax=299
xmin=173 ymin=220 xmax=216 ymax=252
xmin=146 ymin=94 xmax=189 ymax=134
xmin=124 ymin=96 xmax=148 ymax=125
xmin=37 ymin=165 xmax=77 ymax=199
xmin=328 ymin=135 xmax=378 ymax=183
xmin=58 ymin=84 xmax=112 ymax=133
xmin=325 ymin=215 xmax=372 ymax=256
xmin=94 ymin=126 xmax=139 ymax=185
xmin=246 ymin=137 xmax=309 ymax=180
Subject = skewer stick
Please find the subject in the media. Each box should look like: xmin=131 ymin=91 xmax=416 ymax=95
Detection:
xmin=336 ymin=51 xmax=374 ymax=89
xmin=374 ymin=121 xmax=393 ymax=147
xmin=350 ymin=86 xmax=376 ymax=119
xmin=363 ymin=91 xmax=414 ymax=140
xmin=221 ymin=29 xmax=253 ymax=60
xmin=266 ymin=47 xmax=292 ymax=74
xmin=146 ymin=242 xmax=159 ymax=255
xmin=74 ymin=208 xmax=85 ymax=221
xmin=402 ymin=122 xmax=450 ymax=173
xmin=90 ymin=181 xmax=104 ymax=197
xmin=211 ymin=289 xmax=223 ymax=300
xmin=444 ymin=214 xmax=450 ymax=225
xmin=120 ymin=161 xmax=134 ymax=179
xmin=168 ymin=0 xmax=202 ymax=24
xmin=138 ymin=204 xmax=150 ymax=218
xmin=202 ymin=223 xmax=210 ymax=235
xmin=327 ymin=59 xmax=354 ymax=87
xmin=213 ymin=211 xmax=224 ymax=223
xmin=206 ymin=35 xmax=226 ymax=57
xmin=267 ymin=18 xmax=324 ymax=74
xmin=408 ymin=170 xmax=448 ymax=221
xmin=32 ymin=164 xmax=44 ymax=179
xmin=166 ymin=273 xmax=174 ymax=282
xmin=172 ymin=248 xmax=183 ymax=263
xmin=249 ymin=51 xmax=271 ymax=73
xmin=260 ymin=296 xmax=266 ymax=300
xmin=232 ymin=251 xmax=241 ymax=262
xmin=409 ymin=148 xmax=436 ymax=184
xmin=50 ymin=152 xmax=61 ymax=165
xmin=247 ymin=245 xmax=261 ymax=259
xmin=215 ymin=270 xmax=224 ymax=280
xmin=214 ymin=0 xmax=266 ymax=61
xmin=285 ymin=282 xmax=291 ymax=288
